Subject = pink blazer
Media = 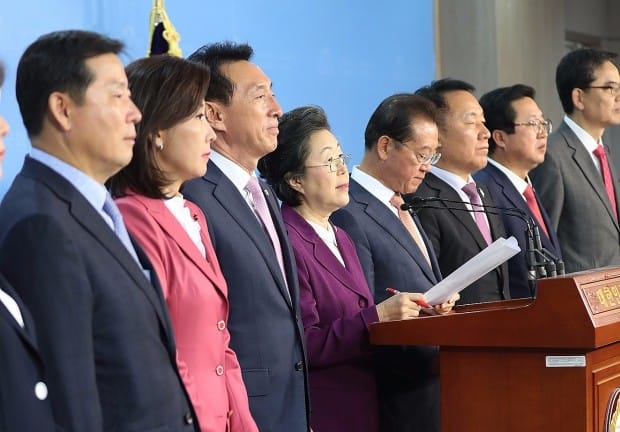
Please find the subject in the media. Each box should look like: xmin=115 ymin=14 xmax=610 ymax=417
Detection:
xmin=117 ymin=193 xmax=258 ymax=432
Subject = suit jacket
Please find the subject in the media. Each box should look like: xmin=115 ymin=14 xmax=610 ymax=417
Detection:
xmin=530 ymin=120 xmax=620 ymax=273
xmin=0 ymin=157 xmax=197 ymax=432
xmin=331 ymin=178 xmax=441 ymax=432
xmin=282 ymin=204 xmax=379 ymax=432
xmin=0 ymin=274 xmax=58 ymax=432
xmin=474 ymin=163 xmax=562 ymax=298
xmin=117 ymin=194 xmax=258 ymax=432
xmin=182 ymin=161 xmax=309 ymax=432
xmin=412 ymin=172 xmax=510 ymax=304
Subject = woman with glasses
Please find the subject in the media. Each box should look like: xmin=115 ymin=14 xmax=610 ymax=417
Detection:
xmin=108 ymin=55 xmax=257 ymax=432
xmin=258 ymin=105 xmax=437 ymax=432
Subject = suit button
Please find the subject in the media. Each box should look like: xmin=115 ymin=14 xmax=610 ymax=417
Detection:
xmin=215 ymin=365 xmax=224 ymax=376
xmin=183 ymin=412 xmax=194 ymax=425
xmin=34 ymin=381 xmax=48 ymax=400
xmin=217 ymin=320 xmax=226 ymax=331
xmin=358 ymin=298 xmax=367 ymax=308
xmin=295 ymin=361 xmax=304 ymax=371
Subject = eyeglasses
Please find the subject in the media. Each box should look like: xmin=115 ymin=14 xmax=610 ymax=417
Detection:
xmin=585 ymin=85 xmax=620 ymax=96
xmin=513 ymin=118 xmax=553 ymax=135
xmin=305 ymin=153 xmax=351 ymax=173
xmin=392 ymin=139 xmax=441 ymax=165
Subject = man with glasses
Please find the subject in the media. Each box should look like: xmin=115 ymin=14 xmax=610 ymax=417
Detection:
xmin=474 ymin=84 xmax=562 ymax=298
xmin=332 ymin=93 xmax=446 ymax=432
xmin=530 ymin=49 xmax=620 ymax=273
xmin=413 ymin=78 xmax=510 ymax=305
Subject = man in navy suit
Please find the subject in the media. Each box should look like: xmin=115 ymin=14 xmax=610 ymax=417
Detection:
xmin=183 ymin=42 xmax=310 ymax=432
xmin=0 ymin=30 xmax=197 ymax=431
xmin=413 ymin=79 xmax=510 ymax=304
xmin=332 ymin=93 xmax=446 ymax=432
xmin=474 ymin=84 xmax=562 ymax=298
xmin=0 ymin=61 xmax=57 ymax=432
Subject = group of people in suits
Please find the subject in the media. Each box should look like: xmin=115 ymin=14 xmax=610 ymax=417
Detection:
xmin=1 ymin=26 xmax=620 ymax=432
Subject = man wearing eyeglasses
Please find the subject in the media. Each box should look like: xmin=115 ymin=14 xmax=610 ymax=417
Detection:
xmin=474 ymin=84 xmax=562 ymax=298
xmin=530 ymin=49 xmax=620 ymax=273
xmin=331 ymin=93 xmax=447 ymax=432
xmin=413 ymin=78 xmax=510 ymax=305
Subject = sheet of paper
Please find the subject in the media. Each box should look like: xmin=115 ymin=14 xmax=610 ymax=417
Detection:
xmin=424 ymin=236 xmax=521 ymax=305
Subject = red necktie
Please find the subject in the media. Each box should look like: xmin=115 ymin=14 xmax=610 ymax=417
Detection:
xmin=593 ymin=144 xmax=618 ymax=220
xmin=523 ymin=185 xmax=549 ymax=237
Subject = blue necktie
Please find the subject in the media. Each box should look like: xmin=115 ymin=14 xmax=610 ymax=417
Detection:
xmin=103 ymin=194 xmax=141 ymax=264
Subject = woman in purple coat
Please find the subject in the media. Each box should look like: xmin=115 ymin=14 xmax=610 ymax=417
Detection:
xmin=258 ymin=106 xmax=455 ymax=432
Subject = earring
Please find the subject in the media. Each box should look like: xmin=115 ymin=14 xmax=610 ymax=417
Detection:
xmin=157 ymin=143 xmax=164 ymax=151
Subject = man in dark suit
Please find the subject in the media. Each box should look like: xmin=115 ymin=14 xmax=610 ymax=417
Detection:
xmin=332 ymin=93 xmax=449 ymax=432
xmin=0 ymin=60 xmax=57 ymax=431
xmin=413 ymin=78 xmax=510 ymax=304
xmin=183 ymin=42 xmax=310 ymax=432
xmin=475 ymin=84 xmax=562 ymax=298
xmin=0 ymin=30 xmax=197 ymax=431
xmin=530 ymin=49 xmax=620 ymax=273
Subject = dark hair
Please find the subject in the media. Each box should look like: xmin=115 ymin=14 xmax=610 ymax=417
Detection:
xmin=415 ymin=78 xmax=476 ymax=129
xmin=107 ymin=55 xmax=210 ymax=199
xmin=479 ymin=84 xmax=536 ymax=153
xmin=16 ymin=30 xmax=124 ymax=138
xmin=364 ymin=93 xmax=438 ymax=151
xmin=556 ymin=48 xmax=618 ymax=114
xmin=258 ymin=106 xmax=330 ymax=207
xmin=188 ymin=41 xmax=253 ymax=105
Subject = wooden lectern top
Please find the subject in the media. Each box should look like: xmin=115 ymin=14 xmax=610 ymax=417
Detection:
xmin=370 ymin=266 xmax=620 ymax=349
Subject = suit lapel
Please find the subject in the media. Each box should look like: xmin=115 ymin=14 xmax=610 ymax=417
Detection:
xmin=349 ymin=180 xmax=438 ymax=284
xmin=22 ymin=159 xmax=174 ymax=346
xmin=135 ymin=196 xmax=226 ymax=297
xmin=207 ymin=164 xmax=293 ymax=308
xmin=0 ymin=280 xmax=40 ymax=353
xmin=425 ymin=174 xmax=489 ymax=249
xmin=562 ymin=123 xmax=619 ymax=229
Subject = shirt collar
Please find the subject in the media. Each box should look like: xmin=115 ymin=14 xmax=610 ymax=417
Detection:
xmin=486 ymin=157 xmax=529 ymax=195
xmin=209 ymin=150 xmax=253 ymax=193
xmin=351 ymin=166 xmax=398 ymax=212
xmin=564 ymin=115 xmax=601 ymax=152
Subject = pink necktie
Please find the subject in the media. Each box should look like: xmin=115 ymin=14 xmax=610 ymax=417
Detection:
xmin=389 ymin=193 xmax=431 ymax=265
xmin=461 ymin=182 xmax=492 ymax=245
xmin=523 ymin=185 xmax=549 ymax=237
xmin=245 ymin=177 xmax=288 ymax=286
xmin=593 ymin=144 xmax=618 ymax=220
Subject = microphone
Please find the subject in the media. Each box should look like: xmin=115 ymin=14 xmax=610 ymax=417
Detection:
xmin=402 ymin=195 xmax=564 ymax=297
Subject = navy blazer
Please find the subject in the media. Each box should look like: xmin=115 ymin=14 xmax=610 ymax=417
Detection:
xmin=530 ymin=120 xmax=620 ymax=273
xmin=0 ymin=157 xmax=197 ymax=432
xmin=0 ymin=274 xmax=57 ymax=432
xmin=283 ymin=205 xmax=379 ymax=432
xmin=331 ymin=178 xmax=441 ymax=432
xmin=182 ymin=161 xmax=310 ymax=432
xmin=412 ymin=172 xmax=510 ymax=304
xmin=474 ymin=163 xmax=562 ymax=298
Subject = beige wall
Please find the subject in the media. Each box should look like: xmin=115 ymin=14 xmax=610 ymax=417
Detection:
xmin=436 ymin=0 xmax=619 ymax=128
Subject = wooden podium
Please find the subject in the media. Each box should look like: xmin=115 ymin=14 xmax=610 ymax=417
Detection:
xmin=370 ymin=267 xmax=620 ymax=432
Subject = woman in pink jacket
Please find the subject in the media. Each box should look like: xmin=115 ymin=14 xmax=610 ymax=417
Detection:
xmin=108 ymin=55 xmax=257 ymax=432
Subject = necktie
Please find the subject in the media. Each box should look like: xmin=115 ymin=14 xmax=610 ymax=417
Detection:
xmin=389 ymin=193 xmax=431 ymax=266
xmin=593 ymin=144 xmax=618 ymax=220
xmin=461 ymin=182 xmax=492 ymax=245
xmin=523 ymin=184 xmax=549 ymax=237
xmin=103 ymin=194 xmax=141 ymax=264
xmin=245 ymin=177 xmax=288 ymax=288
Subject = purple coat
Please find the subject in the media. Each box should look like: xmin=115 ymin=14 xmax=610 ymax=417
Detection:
xmin=281 ymin=204 xmax=379 ymax=432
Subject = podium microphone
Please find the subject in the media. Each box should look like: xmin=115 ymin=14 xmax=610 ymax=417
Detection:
xmin=401 ymin=195 xmax=564 ymax=297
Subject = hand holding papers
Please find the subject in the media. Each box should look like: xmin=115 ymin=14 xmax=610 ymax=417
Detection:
xmin=424 ymin=237 xmax=520 ymax=305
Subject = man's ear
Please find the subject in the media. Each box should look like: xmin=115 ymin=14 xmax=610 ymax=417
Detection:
xmin=571 ymin=87 xmax=585 ymax=112
xmin=47 ymin=91 xmax=73 ymax=131
xmin=376 ymin=135 xmax=392 ymax=161
xmin=492 ymin=129 xmax=508 ymax=151
xmin=205 ymin=101 xmax=226 ymax=133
